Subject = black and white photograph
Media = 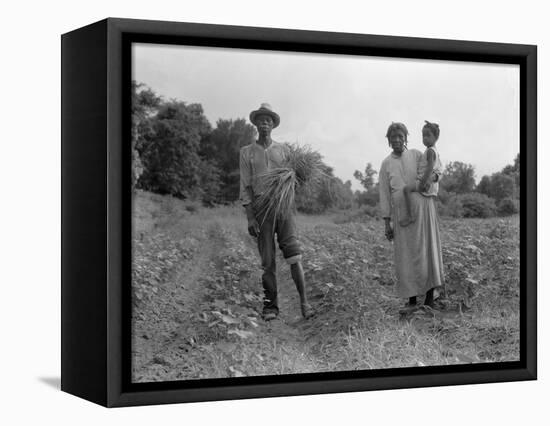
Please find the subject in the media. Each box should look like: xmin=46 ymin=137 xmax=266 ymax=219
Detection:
xmin=4 ymin=0 xmax=547 ymax=421
xmin=130 ymin=42 xmax=520 ymax=383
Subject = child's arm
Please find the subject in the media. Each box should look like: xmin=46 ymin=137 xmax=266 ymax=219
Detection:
xmin=419 ymin=148 xmax=436 ymax=192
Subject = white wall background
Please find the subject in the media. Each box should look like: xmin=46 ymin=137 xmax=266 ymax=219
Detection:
xmin=0 ymin=0 xmax=546 ymax=424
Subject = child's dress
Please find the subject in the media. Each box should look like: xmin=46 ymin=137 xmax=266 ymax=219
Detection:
xmin=417 ymin=146 xmax=442 ymax=197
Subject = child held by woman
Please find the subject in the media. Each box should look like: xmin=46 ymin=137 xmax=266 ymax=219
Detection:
xmin=400 ymin=121 xmax=442 ymax=227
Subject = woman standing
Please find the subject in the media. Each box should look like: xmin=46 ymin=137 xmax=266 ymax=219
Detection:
xmin=379 ymin=122 xmax=445 ymax=310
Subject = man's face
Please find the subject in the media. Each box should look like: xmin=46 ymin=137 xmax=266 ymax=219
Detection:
xmin=255 ymin=114 xmax=274 ymax=135
xmin=389 ymin=130 xmax=406 ymax=154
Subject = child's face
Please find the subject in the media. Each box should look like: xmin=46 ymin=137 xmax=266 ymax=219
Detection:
xmin=422 ymin=128 xmax=437 ymax=147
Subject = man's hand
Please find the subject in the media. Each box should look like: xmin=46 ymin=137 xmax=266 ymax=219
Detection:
xmin=248 ymin=218 xmax=260 ymax=238
xmin=245 ymin=204 xmax=260 ymax=238
xmin=384 ymin=218 xmax=394 ymax=241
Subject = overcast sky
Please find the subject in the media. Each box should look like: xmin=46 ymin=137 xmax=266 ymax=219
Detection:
xmin=133 ymin=43 xmax=519 ymax=191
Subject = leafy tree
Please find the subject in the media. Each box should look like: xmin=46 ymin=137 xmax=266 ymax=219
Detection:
xmin=197 ymin=160 xmax=222 ymax=205
xmin=502 ymin=153 xmax=520 ymax=176
xmin=440 ymin=193 xmax=496 ymax=218
xmin=476 ymin=175 xmax=492 ymax=197
xmin=487 ymin=172 xmax=516 ymax=201
xmin=295 ymin=164 xmax=353 ymax=213
xmin=295 ymin=163 xmax=331 ymax=213
xmin=132 ymin=81 xmax=162 ymax=118
xmin=137 ymin=101 xmax=218 ymax=199
xmin=200 ymin=118 xmax=256 ymax=202
xmin=354 ymin=163 xmax=377 ymax=190
xmin=458 ymin=193 xmax=497 ymax=218
xmin=325 ymin=177 xmax=354 ymax=210
xmin=501 ymin=153 xmax=520 ymax=197
xmin=355 ymin=184 xmax=380 ymax=207
xmin=354 ymin=163 xmax=379 ymax=207
xmin=436 ymin=195 xmax=464 ymax=218
xmin=477 ymin=154 xmax=520 ymax=202
xmin=497 ymin=198 xmax=519 ymax=216
xmin=440 ymin=161 xmax=476 ymax=194
xmin=436 ymin=188 xmax=452 ymax=205
xmin=131 ymin=82 xmax=162 ymax=189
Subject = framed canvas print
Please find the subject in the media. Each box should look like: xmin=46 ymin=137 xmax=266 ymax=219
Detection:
xmin=61 ymin=18 xmax=536 ymax=407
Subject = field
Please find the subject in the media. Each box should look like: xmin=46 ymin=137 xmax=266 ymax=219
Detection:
xmin=131 ymin=190 xmax=520 ymax=382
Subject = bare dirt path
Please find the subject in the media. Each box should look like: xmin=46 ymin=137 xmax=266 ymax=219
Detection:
xmin=133 ymin=211 xmax=328 ymax=381
xmin=132 ymin=219 xmax=227 ymax=381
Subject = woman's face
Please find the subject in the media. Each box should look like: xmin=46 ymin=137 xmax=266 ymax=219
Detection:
xmin=389 ymin=130 xmax=406 ymax=154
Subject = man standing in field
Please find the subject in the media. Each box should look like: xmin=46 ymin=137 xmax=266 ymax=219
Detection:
xmin=239 ymin=103 xmax=314 ymax=321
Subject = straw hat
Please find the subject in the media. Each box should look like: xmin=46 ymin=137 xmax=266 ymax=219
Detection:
xmin=249 ymin=103 xmax=280 ymax=128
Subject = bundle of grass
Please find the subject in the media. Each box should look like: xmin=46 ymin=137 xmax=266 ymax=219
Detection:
xmin=253 ymin=143 xmax=328 ymax=225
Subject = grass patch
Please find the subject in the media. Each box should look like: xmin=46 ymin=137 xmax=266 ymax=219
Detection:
xmin=131 ymin=191 xmax=520 ymax=381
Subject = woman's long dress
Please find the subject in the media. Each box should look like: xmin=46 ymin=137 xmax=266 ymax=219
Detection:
xmin=379 ymin=149 xmax=445 ymax=298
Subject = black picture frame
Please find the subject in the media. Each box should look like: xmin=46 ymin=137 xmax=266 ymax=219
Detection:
xmin=61 ymin=17 xmax=537 ymax=407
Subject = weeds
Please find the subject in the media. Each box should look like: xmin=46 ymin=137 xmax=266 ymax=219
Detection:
xmin=132 ymin=191 xmax=519 ymax=381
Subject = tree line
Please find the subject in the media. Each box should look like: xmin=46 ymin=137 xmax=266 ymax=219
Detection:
xmin=131 ymin=82 xmax=353 ymax=213
xmin=354 ymin=154 xmax=520 ymax=218
xmin=133 ymin=81 xmax=519 ymax=218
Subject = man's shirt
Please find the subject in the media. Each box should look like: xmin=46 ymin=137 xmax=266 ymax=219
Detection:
xmin=239 ymin=141 xmax=289 ymax=206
